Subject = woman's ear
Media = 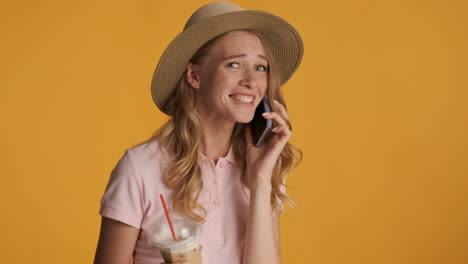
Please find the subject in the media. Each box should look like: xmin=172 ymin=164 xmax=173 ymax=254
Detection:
xmin=186 ymin=62 xmax=201 ymax=89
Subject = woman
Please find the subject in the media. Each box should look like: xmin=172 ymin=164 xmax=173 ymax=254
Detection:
xmin=94 ymin=2 xmax=303 ymax=264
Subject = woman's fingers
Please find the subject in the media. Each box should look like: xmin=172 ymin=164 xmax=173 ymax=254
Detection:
xmin=262 ymin=112 xmax=288 ymax=127
xmin=271 ymin=125 xmax=292 ymax=136
xmin=262 ymin=112 xmax=292 ymax=139
xmin=273 ymin=100 xmax=289 ymax=121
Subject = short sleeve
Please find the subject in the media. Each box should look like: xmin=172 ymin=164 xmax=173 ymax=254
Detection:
xmin=99 ymin=149 xmax=144 ymax=229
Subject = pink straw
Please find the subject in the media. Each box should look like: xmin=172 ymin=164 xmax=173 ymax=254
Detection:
xmin=160 ymin=194 xmax=177 ymax=241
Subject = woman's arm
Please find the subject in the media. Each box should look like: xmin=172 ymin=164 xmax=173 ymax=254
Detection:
xmin=94 ymin=216 xmax=140 ymax=264
xmin=243 ymin=100 xmax=292 ymax=264
xmin=243 ymin=178 xmax=282 ymax=264
xmin=273 ymin=208 xmax=281 ymax=253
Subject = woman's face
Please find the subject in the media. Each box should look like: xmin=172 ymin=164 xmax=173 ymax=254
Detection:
xmin=187 ymin=30 xmax=269 ymax=124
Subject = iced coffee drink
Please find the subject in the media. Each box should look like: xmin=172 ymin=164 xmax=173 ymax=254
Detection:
xmin=150 ymin=211 xmax=203 ymax=264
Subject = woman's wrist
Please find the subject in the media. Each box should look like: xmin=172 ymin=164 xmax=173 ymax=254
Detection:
xmin=250 ymin=176 xmax=272 ymax=194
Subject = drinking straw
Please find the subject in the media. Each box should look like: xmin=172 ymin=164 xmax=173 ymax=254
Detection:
xmin=159 ymin=194 xmax=177 ymax=241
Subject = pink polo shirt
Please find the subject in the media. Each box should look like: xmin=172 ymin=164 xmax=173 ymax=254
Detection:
xmin=99 ymin=137 xmax=284 ymax=264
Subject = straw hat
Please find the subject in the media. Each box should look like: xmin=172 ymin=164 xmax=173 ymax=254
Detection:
xmin=151 ymin=1 xmax=304 ymax=115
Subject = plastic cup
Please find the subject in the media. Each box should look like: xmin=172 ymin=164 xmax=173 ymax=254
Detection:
xmin=150 ymin=211 xmax=203 ymax=264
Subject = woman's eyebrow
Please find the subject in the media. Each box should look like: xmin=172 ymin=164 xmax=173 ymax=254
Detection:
xmin=221 ymin=54 xmax=268 ymax=62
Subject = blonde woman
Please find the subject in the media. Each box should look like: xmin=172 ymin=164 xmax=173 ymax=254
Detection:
xmin=94 ymin=2 xmax=303 ymax=264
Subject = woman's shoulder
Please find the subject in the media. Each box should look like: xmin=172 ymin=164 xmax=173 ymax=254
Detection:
xmin=124 ymin=136 xmax=169 ymax=172
xmin=128 ymin=136 xmax=161 ymax=155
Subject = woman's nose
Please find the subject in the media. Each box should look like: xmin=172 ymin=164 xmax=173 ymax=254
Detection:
xmin=239 ymin=68 xmax=257 ymax=89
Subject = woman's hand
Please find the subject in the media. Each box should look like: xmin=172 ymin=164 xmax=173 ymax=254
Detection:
xmin=245 ymin=100 xmax=292 ymax=188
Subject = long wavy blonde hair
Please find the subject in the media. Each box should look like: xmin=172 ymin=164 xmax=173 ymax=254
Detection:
xmin=147 ymin=29 xmax=302 ymax=223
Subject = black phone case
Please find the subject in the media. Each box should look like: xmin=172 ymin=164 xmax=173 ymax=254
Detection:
xmin=251 ymin=94 xmax=273 ymax=147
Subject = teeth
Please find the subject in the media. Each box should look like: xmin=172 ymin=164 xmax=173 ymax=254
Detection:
xmin=229 ymin=94 xmax=254 ymax=103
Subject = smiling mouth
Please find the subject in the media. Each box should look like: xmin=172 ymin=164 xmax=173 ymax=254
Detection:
xmin=229 ymin=94 xmax=254 ymax=103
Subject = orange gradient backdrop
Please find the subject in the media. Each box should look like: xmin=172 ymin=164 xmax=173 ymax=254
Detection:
xmin=1 ymin=0 xmax=467 ymax=263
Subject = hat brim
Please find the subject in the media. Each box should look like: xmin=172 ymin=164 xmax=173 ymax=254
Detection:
xmin=151 ymin=10 xmax=304 ymax=115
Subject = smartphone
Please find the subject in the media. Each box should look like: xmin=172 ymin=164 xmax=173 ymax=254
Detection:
xmin=250 ymin=94 xmax=273 ymax=147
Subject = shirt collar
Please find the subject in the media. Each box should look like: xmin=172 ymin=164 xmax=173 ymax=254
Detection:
xmin=197 ymin=144 xmax=238 ymax=166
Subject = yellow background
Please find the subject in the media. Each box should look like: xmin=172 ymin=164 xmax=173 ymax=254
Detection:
xmin=2 ymin=0 xmax=467 ymax=263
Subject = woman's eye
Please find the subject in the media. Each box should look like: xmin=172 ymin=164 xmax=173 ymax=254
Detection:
xmin=256 ymin=65 xmax=268 ymax=71
xmin=227 ymin=62 xmax=239 ymax=68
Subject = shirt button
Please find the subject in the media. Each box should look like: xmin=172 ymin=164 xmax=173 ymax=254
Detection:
xmin=212 ymin=217 xmax=217 ymax=223
xmin=213 ymin=200 xmax=220 ymax=206
xmin=213 ymin=179 xmax=222 ymax=185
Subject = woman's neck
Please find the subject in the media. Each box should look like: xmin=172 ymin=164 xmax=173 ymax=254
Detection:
xmin=199 ymin=116 xmax=235 ymax=164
